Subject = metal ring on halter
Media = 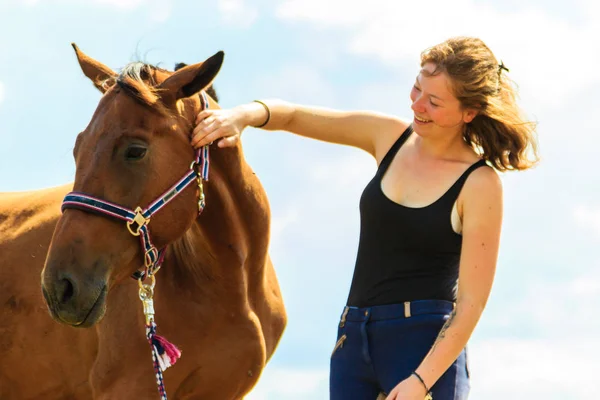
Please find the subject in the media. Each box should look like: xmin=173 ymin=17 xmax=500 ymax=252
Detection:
xmin=144 ymin=247 xmax=158 ymax=268
xmin=138 ymin=273 xmax=156 ymax=294
xmin=149 ymin=263 xmax=162 ymax=277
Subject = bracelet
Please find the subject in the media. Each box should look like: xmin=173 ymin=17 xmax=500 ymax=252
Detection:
xmin=252 ymin=100 xmax=271 ymax=128
xmin=411 ymin=371 xmax=431 ymax=395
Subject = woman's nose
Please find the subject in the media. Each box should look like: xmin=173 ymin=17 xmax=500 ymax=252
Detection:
xmin=411 ymin=98 xmax=426 ymax=114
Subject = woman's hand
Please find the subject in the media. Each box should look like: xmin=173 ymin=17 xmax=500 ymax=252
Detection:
xmin=191 ymin=108 xmax=248 ymax=149
xmin=385 ymin=375 xmax=429 ymax=400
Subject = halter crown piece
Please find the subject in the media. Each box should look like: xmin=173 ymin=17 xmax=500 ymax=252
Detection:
xmin=60 ymin=92 xmax=212 ymax=400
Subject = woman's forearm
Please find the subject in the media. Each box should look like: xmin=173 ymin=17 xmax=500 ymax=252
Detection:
xmin=415 ymin=301 xmax=484 ymax=390
xmin=235 ymin=99 xmax=295 ymax=132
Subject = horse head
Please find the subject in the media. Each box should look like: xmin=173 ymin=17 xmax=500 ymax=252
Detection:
xmin=41 ymin=44 xmax=224 ymax=327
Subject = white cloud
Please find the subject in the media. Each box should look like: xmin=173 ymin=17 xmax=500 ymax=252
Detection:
xmin=218 ymin=0 xmax=259 ymax=28
xmin=19 ymin=0 xmax=144 ymax=8
xmin=578 ymin=0 xmax=600 ymax=16
xmin=275 ymin=0 xmax=600 ymax=109
xmin=92 ymin=0 xmax=145 ymax=9
xmin=470 ymin=338 xmax=600 ymax=398
xmin=17 ymin=0 xmax=172 ymax=18
xmin=246 ymin=367 xmax=329 ymax=400
xmin=266 ymin=151 xmax=373 ymax=260
xmin=254 ymin=64 xmax=338 ymax=105
xmin=146 ymin=0 xmax=172 ymax=22
xmin=516 ymin=272 xmax=600 ymax=335
xmin=0 ymin=81 xmax=4 ymax=105
xmin=269 ymin=205 xmax=300 ymax=263
xmin=306 ymin=153 xmax=374 ymax=188
xmin=574 ymin=205 xmax=600 ymax=238
xmin=479 ymin=261 xmax=600 ymax=337
xmin=271 ymin=206 xmax=300 ymax=239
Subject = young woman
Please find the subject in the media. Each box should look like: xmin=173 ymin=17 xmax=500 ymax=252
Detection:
xmin=191 ymin=36 xmax=538 ymax=400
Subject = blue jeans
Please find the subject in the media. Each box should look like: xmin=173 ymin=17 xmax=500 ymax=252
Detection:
xmin=330 ymin=300 xmax=470 ymax=400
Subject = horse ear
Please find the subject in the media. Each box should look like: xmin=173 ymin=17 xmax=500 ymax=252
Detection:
xmin=71 ymin=43 xmax=116 ymax=94
xmin=158 ymin=51 xmax=224 ymax=104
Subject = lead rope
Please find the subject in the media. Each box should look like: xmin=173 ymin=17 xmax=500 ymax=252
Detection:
xmin=139 ymin=275 xmax=174 ymax=400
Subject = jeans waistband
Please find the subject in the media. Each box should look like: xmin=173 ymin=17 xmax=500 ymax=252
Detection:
xmin=340 ymin=300 xmax=455 ymax=325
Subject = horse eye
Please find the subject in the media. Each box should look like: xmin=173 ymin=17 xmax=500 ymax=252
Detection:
xmin=125 ymin=145 xmax=147 ymax=161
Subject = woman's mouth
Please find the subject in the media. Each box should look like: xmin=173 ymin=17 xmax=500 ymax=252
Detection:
xmin=414 ymin=115 xmax=432 ymax=125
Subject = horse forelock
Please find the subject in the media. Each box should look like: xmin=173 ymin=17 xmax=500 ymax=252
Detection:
xmin=113 ymin=62 xmax=171 ymax=116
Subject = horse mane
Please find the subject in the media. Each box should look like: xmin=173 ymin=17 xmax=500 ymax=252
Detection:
xmin=168 ymin=224 xmax=221 ymax=286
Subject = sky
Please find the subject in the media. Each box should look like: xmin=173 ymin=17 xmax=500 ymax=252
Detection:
xmin=1 ymin=0 xmax=598 ymax=398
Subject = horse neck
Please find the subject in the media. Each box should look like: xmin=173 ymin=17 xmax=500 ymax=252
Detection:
xmin=165 ymin=142 xmax=270 ymax=290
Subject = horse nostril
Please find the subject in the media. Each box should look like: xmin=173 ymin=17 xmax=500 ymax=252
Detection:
xmin=56 ymin=277 xmax=75 ymax=305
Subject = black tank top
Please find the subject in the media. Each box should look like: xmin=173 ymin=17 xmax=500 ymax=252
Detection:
xmin=346 ymin=124 xmax=489 ymax=307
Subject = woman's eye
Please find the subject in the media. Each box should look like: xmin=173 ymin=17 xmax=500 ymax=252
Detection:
xmin=430 ymin=101 xmax=439 ymax=107
xmin=125 ymin=145 xmax=147 ymax=161
xmin=413 ymin=85 xmax=421 ymax=91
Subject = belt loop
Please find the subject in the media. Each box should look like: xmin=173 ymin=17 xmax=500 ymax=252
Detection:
xmin=340 ymin=306 xmax=349 ymax=327
xmin=404 ymin=301 xmax=411 ymax=318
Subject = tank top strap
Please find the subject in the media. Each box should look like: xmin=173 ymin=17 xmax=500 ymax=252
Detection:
xmin=440 ymin=159 xmax=490 ymax=206
xmin=377 ymin=123 xmax=413 ymax=175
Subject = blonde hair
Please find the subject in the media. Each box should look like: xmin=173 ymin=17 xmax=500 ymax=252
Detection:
xmin=420 ymin=37 xmax=539 ymax=171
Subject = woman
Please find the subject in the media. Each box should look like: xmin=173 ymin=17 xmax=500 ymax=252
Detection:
xmin=191 ymin=37 xmax=538 ymax=400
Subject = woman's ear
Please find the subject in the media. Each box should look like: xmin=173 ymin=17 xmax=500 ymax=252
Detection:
xmin=463 ymin=108 xmax=478 ymax=124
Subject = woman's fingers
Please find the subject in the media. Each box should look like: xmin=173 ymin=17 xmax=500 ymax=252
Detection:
xmin=192 ymin=118 xmax=220 ymax=147
xmin=193 ymin=115 xmax=216 ymax=134
xmin=195 ymin=109 xmax=213 ymax=124
xmin=193 ymin=129 xmax=221 ymax=148
xmin=217 ymin=134 xmax=240 ymax=148
xmin=192 ymin=109 xmax=243 ymax=149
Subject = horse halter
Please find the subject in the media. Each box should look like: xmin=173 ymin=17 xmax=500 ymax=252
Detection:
xmin=61 ymin=91 xmax=211 ymax=281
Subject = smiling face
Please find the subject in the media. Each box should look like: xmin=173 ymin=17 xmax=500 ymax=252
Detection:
xmin=409 ymin=62 xmax=477 ymax=138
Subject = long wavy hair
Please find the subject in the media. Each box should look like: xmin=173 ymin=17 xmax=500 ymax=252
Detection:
xmin=420 ymin=37 xmax=539 ymax=171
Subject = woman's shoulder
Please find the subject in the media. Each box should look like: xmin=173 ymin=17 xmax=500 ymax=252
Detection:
xmin=462 ymin=162 xmax=503 ymax=202
xmin=373 ymin=117 xmax=412 ymax=164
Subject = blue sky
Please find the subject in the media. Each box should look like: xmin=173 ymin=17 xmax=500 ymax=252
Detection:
xmin=1 ymin=0 xmax=598 ymax=398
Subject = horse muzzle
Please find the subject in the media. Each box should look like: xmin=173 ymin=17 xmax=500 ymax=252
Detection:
xmin=41 ymin=269 xmax=108 ymax=328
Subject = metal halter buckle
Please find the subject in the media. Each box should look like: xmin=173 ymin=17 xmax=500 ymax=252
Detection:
xmin=127 ymin=207 xmax=149 ymax=236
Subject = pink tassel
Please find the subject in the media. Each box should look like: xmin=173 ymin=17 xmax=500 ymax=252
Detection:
xmin=154 ymin=334 xmax=182 ymax=366
xmin=146 ymin=322 xmax=182 ymax=372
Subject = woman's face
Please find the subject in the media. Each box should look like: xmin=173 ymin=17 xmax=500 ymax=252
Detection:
xmin=409 ymin=62 xmax=476 ymax=137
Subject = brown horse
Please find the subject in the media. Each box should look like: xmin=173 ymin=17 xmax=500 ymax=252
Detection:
xmin=0 ymin=45 xmax=286 ymax=399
